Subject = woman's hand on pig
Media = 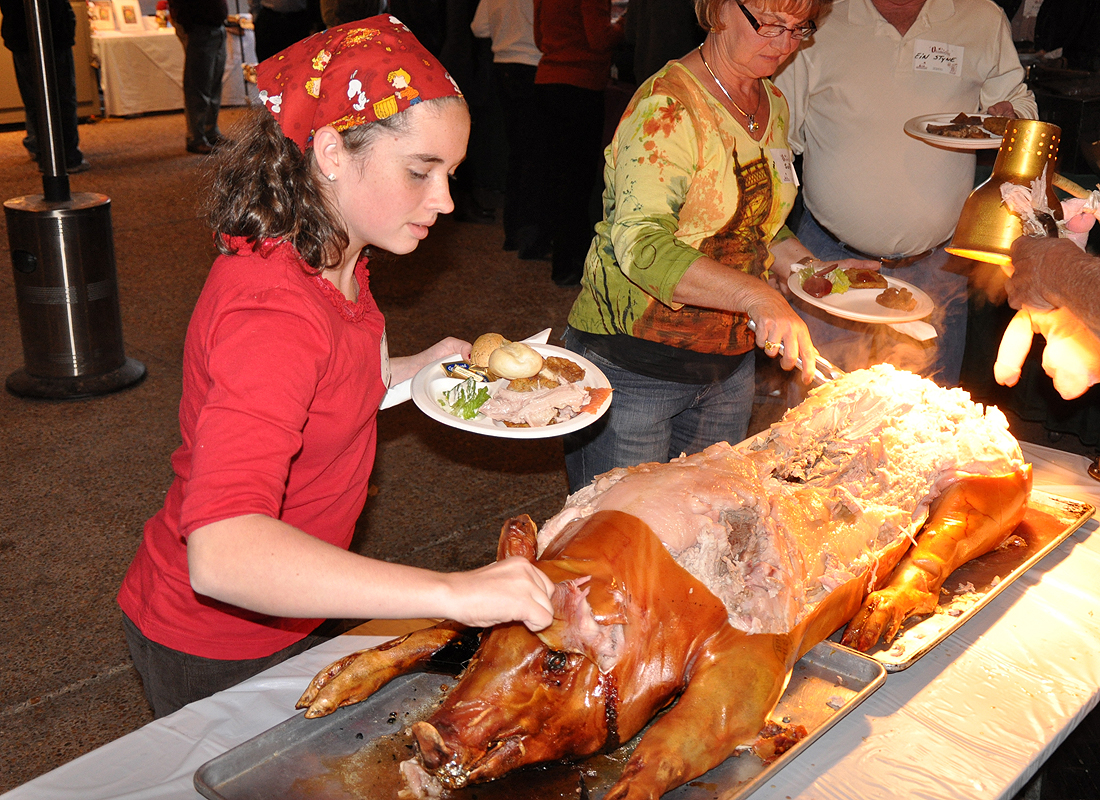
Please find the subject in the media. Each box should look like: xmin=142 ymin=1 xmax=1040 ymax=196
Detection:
xmin=443 ymin=556 xmax=556 ymax=632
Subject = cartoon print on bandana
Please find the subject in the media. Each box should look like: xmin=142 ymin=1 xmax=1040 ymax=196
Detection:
xmin=254 ymin=16 xmax=463 ymax=151
xmin=347 ymin=70 xmax=368 ymax=111
xmin=634 ymin=145 xmax=773 ymax=353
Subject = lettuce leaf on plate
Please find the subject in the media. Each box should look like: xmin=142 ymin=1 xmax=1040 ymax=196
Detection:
xmin=797 ymin=265 xmax=851 ymax=295
xmin=440 ymin=378 xmax=491 ymax=420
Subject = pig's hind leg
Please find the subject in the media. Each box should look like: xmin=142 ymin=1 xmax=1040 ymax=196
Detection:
xmin=605 ymin=630 xmax=790 ymax=800
xmin=842 ymin=467 xmax=1031 ymax=652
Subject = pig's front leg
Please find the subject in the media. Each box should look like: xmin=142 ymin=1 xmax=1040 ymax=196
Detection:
xmin=297 ymin=621 xmax=468 ymax=718
xmin=605 ymin=629 xmax=789 ymax=800
xmin=842 ymin=467 xmax=1031 ymax=651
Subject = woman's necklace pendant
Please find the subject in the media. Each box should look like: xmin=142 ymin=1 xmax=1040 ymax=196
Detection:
xmin=698 ymin=44 xmax=761 ymax=135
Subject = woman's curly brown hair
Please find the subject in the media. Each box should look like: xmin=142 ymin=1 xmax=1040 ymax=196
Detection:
xmin=203 ymin=97 xmax=465 ymax=273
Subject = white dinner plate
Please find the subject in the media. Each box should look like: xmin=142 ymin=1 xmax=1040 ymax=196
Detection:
xmin=410 ymin=344 xmax=612 ymax=439
xmin=903 ymin=113 xmax=1004 ymax=150
xmin=787 ymin=272 xmax=935 ymax=324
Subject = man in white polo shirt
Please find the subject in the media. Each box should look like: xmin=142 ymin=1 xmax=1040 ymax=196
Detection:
xmin=774 ymin=0 xmax=1036 ymax=386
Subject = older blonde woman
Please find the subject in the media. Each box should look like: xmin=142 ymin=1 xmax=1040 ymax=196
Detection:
xmin=562 ymin=0 xmax=877 ymax=492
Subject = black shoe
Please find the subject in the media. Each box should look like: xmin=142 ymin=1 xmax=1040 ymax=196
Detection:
xmin=516 ymin=225 xmax=552 ymax=260
xmin=36 ymin=158 xmax=91 ymax=173
xmin=186 ymin=141 xmax=214 ymax=155
xmin=518 ymin=239 xmax=553 ymax=261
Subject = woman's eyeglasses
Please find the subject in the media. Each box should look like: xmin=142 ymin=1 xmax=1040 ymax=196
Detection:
xmin=738 ymin=3 xmax=816 ymax=40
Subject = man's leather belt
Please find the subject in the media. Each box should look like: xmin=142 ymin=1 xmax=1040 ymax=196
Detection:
xmin=812 ymin=214 xmax=936 ymax=268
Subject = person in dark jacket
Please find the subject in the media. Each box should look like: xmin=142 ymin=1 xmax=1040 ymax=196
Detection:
xmin=0 ymin=0 xmax=89 ymax=171
xmin=168 ymin=0 xmax=229 ymax=154
xmin=1034 ymin=0 xmax=1100 ymax=71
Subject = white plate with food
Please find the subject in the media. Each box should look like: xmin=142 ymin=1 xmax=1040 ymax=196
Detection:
xmin=411 ymin=344 xmax=612 ymax=439
xmin=903 ymin=112 xmax=1006 ymax=149
xmin=788 ymin=272 xmax=934 ymax=324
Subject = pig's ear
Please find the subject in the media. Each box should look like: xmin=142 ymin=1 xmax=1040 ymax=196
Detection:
xmin=497 ymin=515 xmax=539 ymax=561
xmin=537 ymin=578 xmax=625 ymax=673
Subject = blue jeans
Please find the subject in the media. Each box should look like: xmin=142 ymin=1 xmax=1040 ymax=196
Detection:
xmin=792 ymin=212 xmax=969 ymax=387
xmin=562 ymin=329 xmax=755 ymax=494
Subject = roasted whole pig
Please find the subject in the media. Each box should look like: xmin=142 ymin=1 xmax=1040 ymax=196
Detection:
xmin=298 ymin=365 xmax=1032 ymax=799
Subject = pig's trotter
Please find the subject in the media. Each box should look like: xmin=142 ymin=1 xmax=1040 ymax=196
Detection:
xmin=842 ymin=468 xmax=1031 ymax=651
xmin=296 ymin=622 xmax=467 ymax=717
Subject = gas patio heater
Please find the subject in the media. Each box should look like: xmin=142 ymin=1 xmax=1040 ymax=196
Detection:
xmin=5 ymin=0 xmax=144 ymax=398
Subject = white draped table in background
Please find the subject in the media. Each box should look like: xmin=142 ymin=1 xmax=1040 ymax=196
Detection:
xmin=90 ymin=21 xmax=255 ymax=117
xmin=3 ymin=441 xmax=1099 ymax=800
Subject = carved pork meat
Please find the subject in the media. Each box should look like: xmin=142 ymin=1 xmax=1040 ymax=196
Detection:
xmin=298 ymin=365 xmax=1032 ymax=799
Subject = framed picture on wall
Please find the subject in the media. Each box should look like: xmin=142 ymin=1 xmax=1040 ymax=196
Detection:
xmin=88 ymin=0 xmax=117 ymax=31
xmin=111 ymin=0 xmax=144 ymax=32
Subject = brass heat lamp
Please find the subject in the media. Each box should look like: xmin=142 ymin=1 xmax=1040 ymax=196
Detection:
xmin=946 ymin=119 xmax=1063 ymax=267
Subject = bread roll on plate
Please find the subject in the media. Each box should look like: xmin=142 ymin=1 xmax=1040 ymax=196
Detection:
xmin=471 ymin=333 xmax=508 ymax=368
xmin=489 ymin=341 xmax=544 ymax=380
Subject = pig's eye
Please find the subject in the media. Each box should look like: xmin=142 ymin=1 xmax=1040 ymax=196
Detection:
xmin=543 ymin=650 xmax=570 ymax=673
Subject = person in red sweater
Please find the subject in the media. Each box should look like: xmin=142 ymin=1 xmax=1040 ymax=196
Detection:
xmin=533 ymin=0 xmax=625 ymax=286
xmin=117 ymin=16 xmax=555 ymax=718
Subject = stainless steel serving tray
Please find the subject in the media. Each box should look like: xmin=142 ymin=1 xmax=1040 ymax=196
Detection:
xmin=194 ymin=640 xmax=885 ymax=800
xmin=849 ymin=488 xmax=1094 ymax=671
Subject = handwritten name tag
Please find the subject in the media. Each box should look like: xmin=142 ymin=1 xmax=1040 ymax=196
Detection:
xmin=913 ymin=39 xmax=963 ymax=77
xmin=770 ymin=149 xmax=798 ymax=185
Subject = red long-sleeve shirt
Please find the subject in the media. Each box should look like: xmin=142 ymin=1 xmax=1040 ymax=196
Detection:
xmin=533 ymin=0 xmax=625 ymax=90
xmin=118 ymin=238 xmax=386 ymax=659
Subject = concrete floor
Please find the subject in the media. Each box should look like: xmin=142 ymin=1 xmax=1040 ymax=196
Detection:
xmin=0 ymin=108 xmax=1096 ymax=797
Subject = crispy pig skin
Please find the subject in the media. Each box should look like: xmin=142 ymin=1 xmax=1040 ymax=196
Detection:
xmin=297 ymin=365 xmax=1031 ymax=799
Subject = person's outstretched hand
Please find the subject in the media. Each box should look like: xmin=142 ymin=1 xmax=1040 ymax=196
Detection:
xmin=995 ymin=305 xmax=1100 ymax=400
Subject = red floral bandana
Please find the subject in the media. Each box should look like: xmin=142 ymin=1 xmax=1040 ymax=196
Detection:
xmin=256 ymin=15 xmax=463 ymax=151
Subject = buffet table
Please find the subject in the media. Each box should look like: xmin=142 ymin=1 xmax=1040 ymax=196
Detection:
xmin=90 ymin=23 xmax=254 ymax=117
xmin=3 ymin=441 xmax=1098 ymax=800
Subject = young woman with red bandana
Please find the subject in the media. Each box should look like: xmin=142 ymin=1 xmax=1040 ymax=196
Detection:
xmin=117 ymin=16 xmax=555 ymax=717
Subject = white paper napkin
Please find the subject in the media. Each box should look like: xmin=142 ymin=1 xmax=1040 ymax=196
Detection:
xmin=887 ymin=320 xmax=938 ymax=341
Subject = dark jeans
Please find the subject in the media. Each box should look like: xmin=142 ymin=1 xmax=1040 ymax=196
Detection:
xmin=175 ymin=23 xmax=226 ymax=147
xmin=534 ymin=82 xmax=606 ymax=282
xmin=9 ymin=45 xmax=83 ymax=167
xmin=493 ymin=62 xmax=545 ymax=245
xmin=122 ymin=613 xmax=329 ymax=718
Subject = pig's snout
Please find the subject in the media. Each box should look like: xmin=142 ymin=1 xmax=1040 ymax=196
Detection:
xmin=412 ymin=720 xmax=526 ymax=789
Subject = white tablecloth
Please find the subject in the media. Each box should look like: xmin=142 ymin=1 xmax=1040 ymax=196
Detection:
xmin=3 ymin=441 xmax=1098 ymax=800
xmin=90 ymin=22 xmax=255 ymax=117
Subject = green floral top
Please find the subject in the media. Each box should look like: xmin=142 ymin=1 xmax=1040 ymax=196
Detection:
xmin=568 ymin=61 xmax=799 ymax=357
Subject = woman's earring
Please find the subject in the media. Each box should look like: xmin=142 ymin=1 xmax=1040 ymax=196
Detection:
xmin=327 ymin=173 xmax=336 ymax=182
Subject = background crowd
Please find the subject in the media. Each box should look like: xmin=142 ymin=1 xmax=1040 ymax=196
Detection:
xmin=1 ymin=0 xmax=1098 ymax=796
